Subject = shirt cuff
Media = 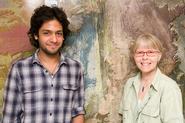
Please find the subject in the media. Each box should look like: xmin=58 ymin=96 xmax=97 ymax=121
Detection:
xmin=72 ymin=107 xmax=85 ymax=117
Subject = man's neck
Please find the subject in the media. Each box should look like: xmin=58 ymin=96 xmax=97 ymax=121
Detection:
xmin=38 ymin=50 xmax=60 ymax=62
xmin=38 ymin=50 xmax=60 ymax=74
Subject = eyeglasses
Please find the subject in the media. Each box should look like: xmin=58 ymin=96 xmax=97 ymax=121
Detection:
xmin=135 ymin=50 xmax=160 ymax=57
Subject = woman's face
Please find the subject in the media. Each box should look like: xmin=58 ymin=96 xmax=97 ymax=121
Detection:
xmin=134 ymin=40 xmax=161 ymax=74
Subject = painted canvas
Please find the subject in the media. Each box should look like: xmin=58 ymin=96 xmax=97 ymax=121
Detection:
xmin=0 ymin=0 xmax=185 ymax=122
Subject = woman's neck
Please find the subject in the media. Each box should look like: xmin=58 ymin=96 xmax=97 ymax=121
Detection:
xmin=141 ymin=68 xmax=157 ymax=84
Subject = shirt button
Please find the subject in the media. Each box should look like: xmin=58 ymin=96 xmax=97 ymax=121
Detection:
xmin=50 ymin=113 xmax=52 ymax=116
xmin=51 ymin=74 xmax=54 ymax=78
xmin=51 ymin=84 xmax=53 ymax=87
xmin=51 ymin=98 xmax=53 ymax=101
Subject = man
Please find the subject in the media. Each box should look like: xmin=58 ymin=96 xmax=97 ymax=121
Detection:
xmin=1 ymin=5 xmax=85 ymax=123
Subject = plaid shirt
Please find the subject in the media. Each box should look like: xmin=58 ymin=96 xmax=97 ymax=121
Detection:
xmin=2 ymin=51 xmax=85 ymax=123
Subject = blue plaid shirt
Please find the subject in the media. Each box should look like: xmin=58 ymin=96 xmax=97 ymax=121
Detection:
xmin=2 ymin=51 xmax=85 ymax=123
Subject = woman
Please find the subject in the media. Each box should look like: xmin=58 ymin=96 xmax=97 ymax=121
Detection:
xmin=119 ymin=33 xmax=184 ymax=123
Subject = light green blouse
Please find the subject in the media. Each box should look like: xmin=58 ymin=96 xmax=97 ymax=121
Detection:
xmin=119 ymin=68 xmax=184 ymax=123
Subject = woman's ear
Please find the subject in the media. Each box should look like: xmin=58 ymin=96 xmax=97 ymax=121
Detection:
xmin=158 ymin=53 xmax=162 ymax=62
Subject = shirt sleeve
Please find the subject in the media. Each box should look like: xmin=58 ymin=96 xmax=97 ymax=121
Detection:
xmin=160 ymin=83 xmax=184 ymax=123
xmin=71 ymin=65 xmax=85 ymax=117
xmin=119 ymin=78 xmax=131 ymax=115
xmin=119 ymin=96 xmax=124 ymax=115
xmin=1 ymin=64 xmax=23 ymax=123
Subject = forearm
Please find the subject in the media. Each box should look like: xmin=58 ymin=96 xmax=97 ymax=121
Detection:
xmin=72 ymin=114 xmax=84 ymax=123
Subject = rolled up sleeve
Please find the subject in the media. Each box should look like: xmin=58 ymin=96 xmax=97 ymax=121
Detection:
xmin=72 ymin=67 xmax=85 ymax=117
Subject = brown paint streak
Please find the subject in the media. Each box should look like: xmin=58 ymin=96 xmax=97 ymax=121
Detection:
xmin=0 ymin=24 xmax=32 ymax=54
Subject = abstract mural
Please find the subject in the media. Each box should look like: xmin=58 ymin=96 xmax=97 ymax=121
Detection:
xmin=0 ymin=0 xmax=185 ymax=122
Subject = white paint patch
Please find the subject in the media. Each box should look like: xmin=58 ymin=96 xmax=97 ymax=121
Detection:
xmin=44 ymin=0 xmax=59 ymax=7
xmin=23 ymin=0 xmax=44 ymax=13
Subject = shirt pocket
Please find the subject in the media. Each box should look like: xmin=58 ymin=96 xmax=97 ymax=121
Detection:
xmin=141 ymin=104 xmax=160 ymax=123
xmin=60 ymin=84 xmax=79 ymax=104
xmin=62 ymin=84 xmax=79 ymax=91
xmin=23 ymin=88 xmax=42 ymax=93
xmin=142 ymin=102 xmax=160 ymax=117
xmin=23 ymin=88 xmax=43 ymax=99
xmin=23 ymin=87 xmax=44 ymax=110
xmin=22 ymin=79 xmax=43 ymax=100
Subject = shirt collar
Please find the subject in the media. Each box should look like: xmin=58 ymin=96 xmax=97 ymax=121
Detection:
xmin=32 ymin=49 xmax=67 ymax=65
xmin=150 ymin=68 xmax=162 ymax=91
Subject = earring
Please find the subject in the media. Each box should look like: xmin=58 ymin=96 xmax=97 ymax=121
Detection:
xmin=34 ymin=36 xmax=38 ymax=40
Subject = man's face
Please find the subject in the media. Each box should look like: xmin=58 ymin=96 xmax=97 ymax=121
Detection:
xmin=36 ymin=19 xmax=64 ymax=56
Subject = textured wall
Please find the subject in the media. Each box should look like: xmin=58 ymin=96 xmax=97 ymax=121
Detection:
xmin=0 ymin=0 xmax=185 ymax=122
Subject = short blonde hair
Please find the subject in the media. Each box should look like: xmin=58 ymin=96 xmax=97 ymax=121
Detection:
xmin=130 ymin=33 xmax=164 ymax=56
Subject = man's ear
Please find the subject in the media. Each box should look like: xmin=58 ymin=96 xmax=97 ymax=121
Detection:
xmin=34 ymin=35 xmax=38 ymax=40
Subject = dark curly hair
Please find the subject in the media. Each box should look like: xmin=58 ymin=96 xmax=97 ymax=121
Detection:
xmin=27 ymin=5 xmax=70 ymax=48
